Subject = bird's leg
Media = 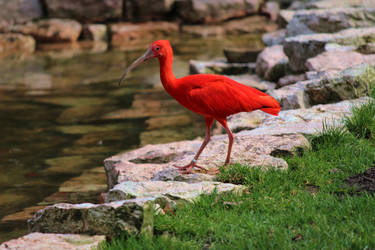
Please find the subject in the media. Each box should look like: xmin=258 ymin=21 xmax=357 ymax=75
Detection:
xmin=218 ymin=119 xmax=234 ymax=166
xmin=174 ymin=117 xmax=213 ymax=174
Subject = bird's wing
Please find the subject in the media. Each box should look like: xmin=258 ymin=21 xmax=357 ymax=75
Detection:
xmin=183 ymin=75 xmax=280 ymax=118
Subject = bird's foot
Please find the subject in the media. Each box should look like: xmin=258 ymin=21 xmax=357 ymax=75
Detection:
xmin=174 ymin=160 xmax=207 ymax=174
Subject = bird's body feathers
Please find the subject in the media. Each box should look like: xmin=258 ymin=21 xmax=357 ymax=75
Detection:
xmin=167 ymin=74 xmax=280 ymax=119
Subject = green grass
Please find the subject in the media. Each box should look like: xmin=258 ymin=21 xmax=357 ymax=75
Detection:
xmin=344 ymin=99 xmax=375 ymax=140
xmin=100 ymin=101 xmax=375 ymax=250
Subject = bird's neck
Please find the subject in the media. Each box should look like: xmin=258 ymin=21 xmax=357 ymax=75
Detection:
xmin=158 ymin=53 xmax=176 ymax=92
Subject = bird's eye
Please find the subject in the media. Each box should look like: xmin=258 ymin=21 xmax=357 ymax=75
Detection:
xmin=155 ymin=47 xmax=160 ymax=51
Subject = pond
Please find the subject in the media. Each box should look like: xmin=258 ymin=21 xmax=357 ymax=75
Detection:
xmin=0 ymin=34 xmax=263 ymax=243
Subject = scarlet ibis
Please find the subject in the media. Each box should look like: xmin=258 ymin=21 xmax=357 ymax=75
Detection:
xmin=119 ymin=40 xmax=281 ymax=174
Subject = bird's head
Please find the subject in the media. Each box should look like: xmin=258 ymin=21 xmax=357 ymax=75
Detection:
xmin=118 ymin=40 xmax=172 ymax=85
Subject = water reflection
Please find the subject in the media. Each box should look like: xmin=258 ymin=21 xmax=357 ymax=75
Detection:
xmin=0 ymin=34 xmax=263 ymax=242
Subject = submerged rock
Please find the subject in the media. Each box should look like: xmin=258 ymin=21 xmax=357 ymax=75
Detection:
xmin=0 ymin=233 xmax=105 ymax=250
xmin=0 ymin=33 xmax=35 ymax=57
xmin=104 ymin=133 xmax=309 ymax=188
xmin=284 ymin=27 xmax=375 ymax=72
xmin=106 ymin=181 xmax=246 ymax=203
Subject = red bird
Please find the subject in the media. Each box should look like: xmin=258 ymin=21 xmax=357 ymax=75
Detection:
xmin=119 ymin=40 xmax=281 ymax=174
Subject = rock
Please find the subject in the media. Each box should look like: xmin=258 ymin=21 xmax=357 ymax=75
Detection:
xmin=256 ymin=45 xmax=289 ymax=81
xmin=268 ymin=80 xmax=311 ymax=109
xmin=235 ymin=97 xmax=369 ymax=135
xmin=277 ymin=10 xmax=295 ymax=28
xmin=12 ymin=19 xmax=82 ymax=43
xmin=227 ymin=110 xmax=267 ymax=132
xmin=189 ymin=59 xmax=256 ymax=75
xmin=174 ymin=0 xmax=262 ymax=24
xmin=305 ymin=64 xmax=375 ymax=105
xmin=227 ymin=74 xmax=276 ymax=91
xmin=224 ymin=16 xmax=278 ymax=35
xmin=0 ymin=0 xmax=42 ymax=29
xmin=110 ymin=22 xmax=179 ymax=47
xmin=123 ymin=0 xmax=175 ymax=22
xmin=152 ymin=169 xmax=216 ymax=182
xmin=82 ymin=24 xmax=108 ymax=42
xmin=306 ymin=50 xmax=375 ymax=73
xmin=270 ymin=64 xmax=375 ymax=109
xmin=286 ymin=8 xmax=375 ymax=37
xmin=358 ymin=43 xmax=375 ymax=54
xmin=277 ymin=74 xmax=306 ymax=88
xmin=262 ymin=29 xmax=286 ymax=46
xmin=284 ymin=27 xmax=375 ymax=72
xmin=181 ymin=16 xmax=278 ymax=37
xmin=28 ymin=198 xmax=157 ymax=236
xmin=261 ymin=1 xmax=280 ymax=21
xmin=0 ymin=233 xmax=105 ymax=250
xmin=181 ymin=25 xmax=225 ymax=37
xmin=223 ymin=48 xmax=262 ymax=63
xmin=44 ymin=0 xmax=122 ymax=23
xmin=106 ymin=181 xmax=246 ymax=203
xmin=104 ymin=133 xmax=309 ymax=188
xmin=0 ymin=33 xmax=35 ymax=57
xmin=305 ymin=0 xmax=370 ymax=9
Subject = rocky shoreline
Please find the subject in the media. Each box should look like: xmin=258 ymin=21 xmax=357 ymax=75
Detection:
xmin=1 ymin=0 xmax=375 ymax=249
xmin=0 ymin=0 xmax=278 ymax=58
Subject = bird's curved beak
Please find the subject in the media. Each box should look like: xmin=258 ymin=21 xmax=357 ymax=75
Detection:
xmin=118 ymin=48 xmax=155 ymax=85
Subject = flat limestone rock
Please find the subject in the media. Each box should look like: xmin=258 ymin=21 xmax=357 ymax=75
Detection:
xmin=104 ymin=133 xmax=309 ymax=189
xmin=28 ymin=198 xmax=157 ymax=236
xmin=0 ymin=233 xmax=105 ymax=250
xmin=106 ymin=181 xmax=246 ymax=203
xmin=270 ymin=64 xmax=375 ymax=109
xmin=306 ymin=50 xmax=375 ymax=73
xmin=286 ymin=8 xmax=375 ymax=37
xmin=232 ymin=98 xmax=369 ymax=135
xmin=284 ymin=27 xmax=375 ymax=71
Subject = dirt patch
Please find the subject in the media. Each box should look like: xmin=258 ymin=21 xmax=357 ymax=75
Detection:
xmin=345 ymin=167 xmax=375 ymax=194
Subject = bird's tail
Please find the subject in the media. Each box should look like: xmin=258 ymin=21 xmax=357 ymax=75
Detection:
xmin=258 ymin=95 xmax=281 ymax=116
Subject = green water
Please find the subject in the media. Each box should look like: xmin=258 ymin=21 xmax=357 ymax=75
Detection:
xmin=0 ymin=35 xmax=263 ymax=242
